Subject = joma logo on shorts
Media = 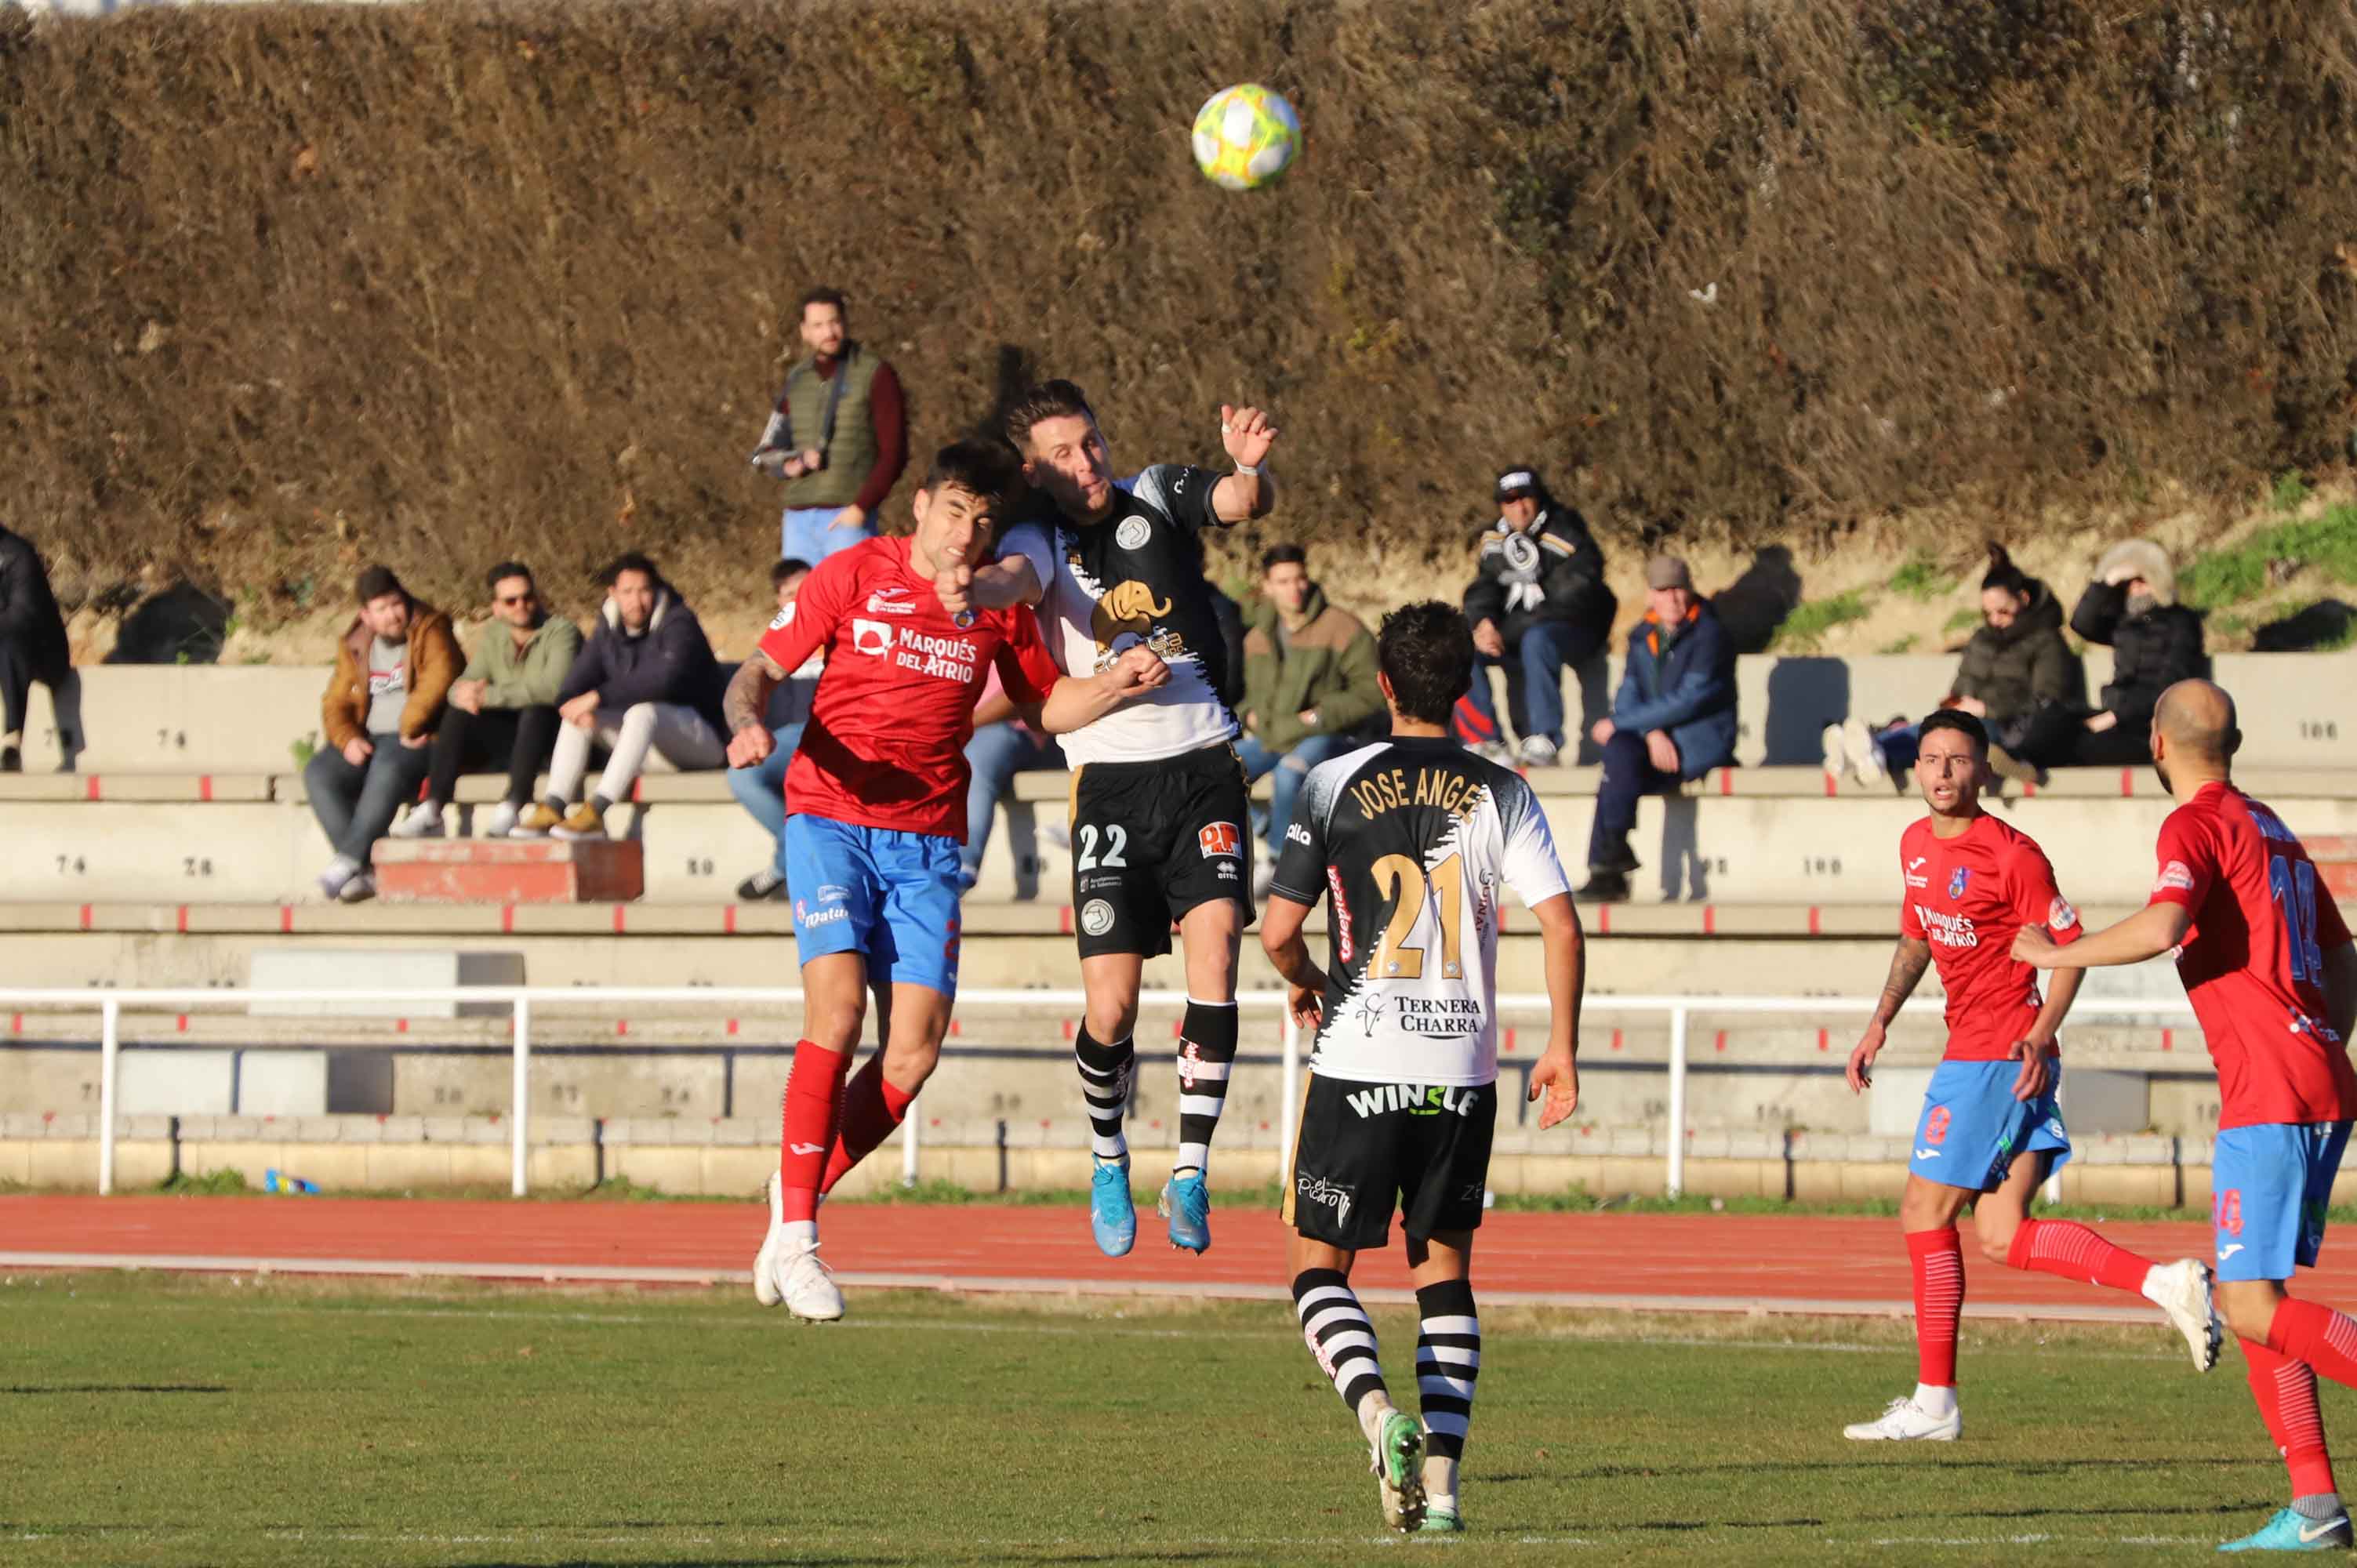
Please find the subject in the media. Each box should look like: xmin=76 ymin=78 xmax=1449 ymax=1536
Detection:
xmin=1346 ymin=1084 xmax=1477 ymax=1119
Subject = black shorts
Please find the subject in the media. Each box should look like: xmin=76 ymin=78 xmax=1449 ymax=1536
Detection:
xmin=1285 ymin=1073 xmax=1497 ymax=1251
xmin=1068 ymin=741 xmax=1253 ymax=960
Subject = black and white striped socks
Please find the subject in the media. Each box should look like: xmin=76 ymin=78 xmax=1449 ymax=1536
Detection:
xmin=1074 ymin=1025 xmax=1134 ymax=1163
xmin=1416 ymin=1279 xmax=1481 ymax=1505
xmin=1174 ymin=997 xmax=1238 ymax=1176
xmin=1294 ymin=1268 xmax=1388 ymax=1428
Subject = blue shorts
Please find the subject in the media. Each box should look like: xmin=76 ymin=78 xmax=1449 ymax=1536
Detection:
xmin=1908 ymin=1058 xmax=2072 ymax=1192
xmin=2211 ymin=1121 xmax=2352 ymax=1282
xmin=783 ymin=815 xmax=963 ymax=997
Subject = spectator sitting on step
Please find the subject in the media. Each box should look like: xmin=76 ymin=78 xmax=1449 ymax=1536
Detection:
xmin=1454 ymin=464 xmax=1615 ymax=768
xmin=1238 ymin=543 xmax=1384 ymax=893
xmin=0 ymin=519 xmax=82 ymax=773
xmin=2039 ymin=536 xmax=2206 ymax=770
xmin=393 ymin=561 xmax=583 ymax=842
xmin=1579 ymin=554 xmax=1737 ymax=904
xmin=726 ymin=558 xmax=823 ymax=900
xmin=958 ymin=660 xmax=1066 ymax=895
xmin=518 ymin=553 xmax=728 ymax=841
xmin=1834 ymin=543 xmax=2079 ymax=788
xmin=749 ymin=286 xmax=910 ymax=566
xmin=307 ymin=565 xmax=461 ymax=902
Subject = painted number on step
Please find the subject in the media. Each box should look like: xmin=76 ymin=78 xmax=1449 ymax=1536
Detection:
xmin=2301 ymin=720 xmax=2339 ymax=742
xmin=156 ymin=729 xmax=187 ymax=750
xmin=549 ymin=1083 xmax=582 ymax=1105
xmin=55 ymin=856 xmax=85 ymax=875
xmin=685 ymin=858 xmax=714 ymax=877
xmin=183 ymin=858 xmax=212 ymax=877
xmin=432 ymin=1087 xmax=466 ymax=1105
xmin=660 ymin=1086 xmax=693 ymax=1107
xmin=1800 ymin=856 xmax=1843 ymax=876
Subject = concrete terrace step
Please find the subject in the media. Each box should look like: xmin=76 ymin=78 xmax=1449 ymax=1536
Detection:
xmin=10 ymin=650 xmax=2355 ymax=772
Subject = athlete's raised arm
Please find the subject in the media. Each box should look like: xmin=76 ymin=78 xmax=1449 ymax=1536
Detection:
xmin=723 ymin=651 xmax=788 ymax=767
xmin=1211 ymin=405 xmax=1280 ymax=522
xmin=1034 ymin=645 xmax=1171 ymax=735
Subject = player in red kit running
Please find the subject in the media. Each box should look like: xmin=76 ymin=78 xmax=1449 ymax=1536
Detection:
xmin=721 ymin=441 xmax=1168 ymax=1323
xmin=2017 ymin=680 xmax=2357 ymax=1552
xmin=1843 ymin=708 xmax=2221 ymax=1442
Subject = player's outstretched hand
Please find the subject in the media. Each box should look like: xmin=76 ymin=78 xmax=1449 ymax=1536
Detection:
xmin=726 ymin=725 xmax=775 ymax=769
xmin=1219 ymin=404 xmax=1279 ymax=470
xmin=935 ymin=562 xmax=973 ymax=618
xmin=1845 ymin=1020 xmax=1886 ymax=1094
xmin=1530 ymin=1050 xmax=1580 ymax=1130
xmin=2010 ymin=927 xmax=2061 ymax=967
xmin=2007 ymin=1037 xmax=2055 ymax=1102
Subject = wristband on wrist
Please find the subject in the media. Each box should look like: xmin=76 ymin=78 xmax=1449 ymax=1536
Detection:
xmin=1232 ymin=462 xmax=1261 ymax=477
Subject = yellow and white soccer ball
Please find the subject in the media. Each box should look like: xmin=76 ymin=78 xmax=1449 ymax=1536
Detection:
xmin=1191 ymin=83 xmax=1301 ymax=191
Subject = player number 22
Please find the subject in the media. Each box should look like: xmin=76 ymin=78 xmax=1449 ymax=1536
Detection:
xmin=1077 ymin=824 xmax=1129 ymax=873
xmin=2269 ymin=853 xmax=2324 ymax=984
xmin=1370 ymin=852 xmax=1465 ymax=981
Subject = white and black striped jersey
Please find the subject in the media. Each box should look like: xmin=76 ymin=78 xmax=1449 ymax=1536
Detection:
xmin=1269 ymin=736 xmax=1570 ymax=1087
xmin=996 ymin=466 xmax=1240 ymax=768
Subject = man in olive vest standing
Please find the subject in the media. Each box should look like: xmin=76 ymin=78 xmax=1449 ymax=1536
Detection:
xmin=750 ymin=287 xmax=910 ymax=564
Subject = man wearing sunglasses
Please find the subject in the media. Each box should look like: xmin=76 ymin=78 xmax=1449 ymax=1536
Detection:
xmin=393 ymin=561 xmax=583 ymax=840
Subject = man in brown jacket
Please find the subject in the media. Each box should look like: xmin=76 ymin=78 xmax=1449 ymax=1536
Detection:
xmin=303 ymin=565 xmax=460 ymax=902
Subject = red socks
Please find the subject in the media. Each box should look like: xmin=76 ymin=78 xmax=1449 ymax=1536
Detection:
xmin=2246 ymin=1336 xmax=2339 ymax=1497
xmin=821 ymin=1056 xmax=917 ymax=1195
xmin=2268 ymin=1298 xmax=2357 ymax=1390
xmin=2005 ymin=1218 xmax=2154 ymax=1294
xmin=777 ymin=1040 xmax=851 ymax=1224
xmin=1908 ymin=1228 xmax=1964 ymax=1387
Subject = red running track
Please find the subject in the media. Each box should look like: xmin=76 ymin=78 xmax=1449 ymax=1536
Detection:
xmin=11 ymin=1196 xmax=2357 ymax=1319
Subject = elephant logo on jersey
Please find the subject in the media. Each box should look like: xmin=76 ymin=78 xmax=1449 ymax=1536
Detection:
xmin=1089 ymin=579 xmax=1173 ymax=652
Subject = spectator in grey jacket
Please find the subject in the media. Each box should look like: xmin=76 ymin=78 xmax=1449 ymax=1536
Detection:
xmin=394 ymin=561 xmax=583 ymax=840
xmin=0 ymin=521 xmax=81 ymax=772
xmin=515 ymin=554 xmax=728 ymax=841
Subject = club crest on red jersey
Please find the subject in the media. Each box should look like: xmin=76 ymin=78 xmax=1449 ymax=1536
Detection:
xmin=1948 ymin=866 xmax=1971 ymax=900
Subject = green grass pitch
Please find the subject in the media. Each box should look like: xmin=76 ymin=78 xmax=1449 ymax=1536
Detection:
xmin=2 ymin=1271 xmax=2340 ymax=1565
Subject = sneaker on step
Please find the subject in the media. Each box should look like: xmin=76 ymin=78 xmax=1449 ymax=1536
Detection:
xmin=1090 ymin=1155 xmax=1137 ymax=1258
xmin=1371 ymin=1408 xmax=1427 ymax=1532
xmin=336 ymin=871 xmax=377 ymax=904
xmin=1842 ymin=718 xmax=1886 ymax=785
xmin=1251 ymin=861 xmax=1276 ymax=901
xmin=1820 ymin=722 xmax=1848 ymax=781
xmin=1159 ymin=1171 xmax=1211 ymax=1254
xmin=550 ymin=802 xmax=607 ymax=841
xmin=1516 ymin=735 xmax=1560 ymax=768
xmin=2146 ymin=1257 xmax=2224 ymax=1372
xmin=1471 ymin=739 xmax=1513 ymax=764
xmin=390 ymin=802 xmax=445 ymax=839
xmin=317 ymin=858 xmax=360 ymax=902
xmin=752 ymin=1171 xmax=785 ymax=1308
xmin=1577 ymin=869 xmax=1632 ymax=904
xmin=0 ymin=744 xmax=20 ymax=774
xmin=736 ymin=866 xmax=788 ymax=902
xmin=2218 ymin=1507 xmax=2353 ymax=1552
xmin=1843 ymin=1395 xmax=1960 ymax=1442
xmin=481 ymin=801 xmax=521 ymax=840
xmin=510 ymin=804 xmax=561 ymax=839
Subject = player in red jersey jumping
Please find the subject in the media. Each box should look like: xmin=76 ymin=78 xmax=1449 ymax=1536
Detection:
xmin=1843 ymin=708 xmax=2221 ymax=1442
xmin=721 ymin=441 xmax=1168 ymax=1322
xmin=2017 ymin=680 xmax=2357 ymax=1552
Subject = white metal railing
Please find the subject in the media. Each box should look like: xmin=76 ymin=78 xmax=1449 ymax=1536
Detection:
xmin=0 ymin=988 xmax=2199 ymax=1198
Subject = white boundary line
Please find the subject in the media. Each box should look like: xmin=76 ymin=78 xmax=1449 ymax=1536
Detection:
xmin=0 ymin=1248 xmax=2170 ymax=1324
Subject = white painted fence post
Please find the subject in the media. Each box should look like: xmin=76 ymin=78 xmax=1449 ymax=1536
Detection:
xmin=99 ymin=996 xmax=121 ymax=1196
xmin=510 ymin=994 xmax=531 ymax=1198
xmin=1665 ymin=1004 xmax=1689 ymax=1198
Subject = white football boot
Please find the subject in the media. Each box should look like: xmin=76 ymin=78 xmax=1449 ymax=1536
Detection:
xmin=752 ymin=1171 xmax=785 ymax=1308
xmin=1843 ymin=1395 xmax=1961 ymax=1442
xmin=775 ymin=1240 xmax=845 ymax=1323
xmin=2145 ymin=1257 xmax=2224 ymax=1372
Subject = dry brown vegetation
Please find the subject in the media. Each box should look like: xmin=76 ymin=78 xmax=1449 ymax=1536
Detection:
xmin=3 ymin=0 xmax=2355 ymax=641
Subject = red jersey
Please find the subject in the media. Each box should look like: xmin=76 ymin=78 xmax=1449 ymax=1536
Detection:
xmin=1898 ymin=813 xmax=2083 ymax=1062
xmin=757 ymin=536 xmax=1061 ymax=840
xmin=2146 ymin=782 xmax=2355 ymax=1129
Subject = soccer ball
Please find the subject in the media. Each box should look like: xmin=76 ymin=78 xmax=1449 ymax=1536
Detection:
xmin=1191 ymin=83 xmax=1301 ymax=191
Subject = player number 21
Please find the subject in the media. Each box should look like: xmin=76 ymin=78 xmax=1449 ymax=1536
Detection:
xmin=2269 ymin=853 xmax=2324 ymax=983
xmin=1370 ymin=852 xmax=1465 ymax=981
